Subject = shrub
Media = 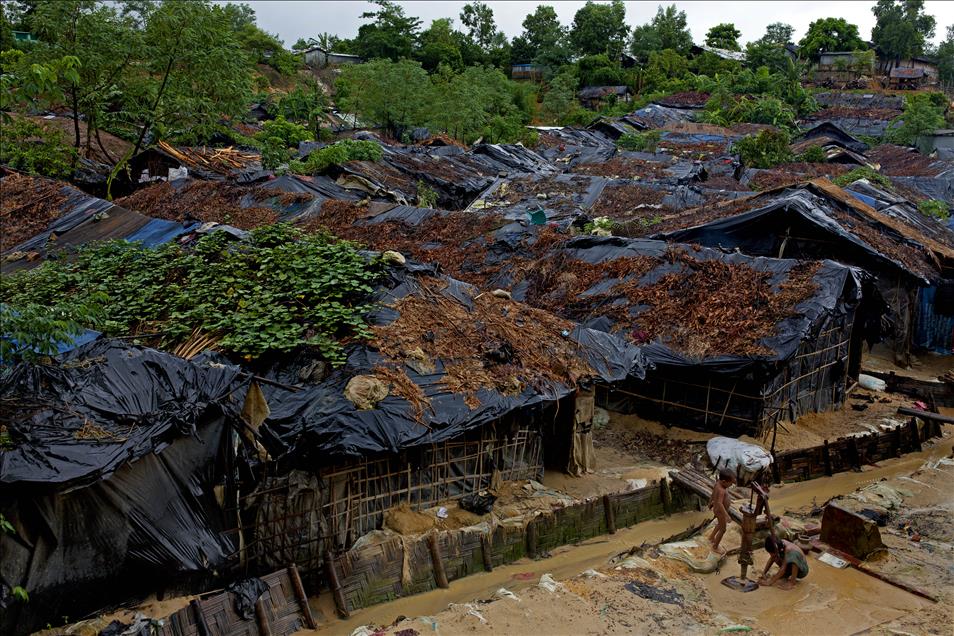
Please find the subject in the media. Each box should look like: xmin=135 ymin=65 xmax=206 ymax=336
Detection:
xmin=617 ymin=130 xmax=662 ymax=153
xmin=918 ymin=199 xmax=950 ymax=221
xmin=797 ymin=145 xmax=828 ymax=163
xmin=260 ymin=136 xmax=290 ymax=171
xmin=256 ymin=115 xmax=313 ymax=148
xmin=289 ymin=139 xmax=383 ymax=175
xmin=732 ymin=129 xmax=792 ymax=168
xmin=831 ymin=167 xmax=892 ymax=189
xmin=0 ymin=225 xmax=380 ymax=364
xmin=0 ymin=118 xmax=77 ymax=179
xmin=888 ymin=94 xmax=945 ymax=146
xmin=417 ymin=180 xmax=438 ymax=208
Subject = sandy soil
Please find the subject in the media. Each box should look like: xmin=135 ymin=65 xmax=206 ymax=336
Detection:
xmin=863 ymin=345 xmax=953 ymax=381
xmin=337 ymin=430 xmax=954 ymax=636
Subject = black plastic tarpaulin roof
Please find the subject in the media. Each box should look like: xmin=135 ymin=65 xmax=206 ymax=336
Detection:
xmin=0 ymin=340 xmax=248 ymax=488
xmin=651 ymin=185 xmax=946 ymax=285
xmin=0 ymin=341 xmax=250 ymax=635
xmin=258 ymin=262 xmax=647 ymax=463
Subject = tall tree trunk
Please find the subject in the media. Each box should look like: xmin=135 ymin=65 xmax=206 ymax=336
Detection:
xmin=71 ymin=86 xmax=81 ymax=149
xmin=132 ymin=49 xmax=177 ymax=156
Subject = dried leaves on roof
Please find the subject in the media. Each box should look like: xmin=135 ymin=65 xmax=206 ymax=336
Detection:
xmin=575 ymin=156 xmax=675 ymax=179
xmin=523 ymin=247 xmax=821 ymax=358
xmin=867 ymin=144 xmax=949 ymax=177
xmin=591 ymin=183 xmax=670 ymax=220
xmin=749 ymin=163 xmax=851 ymax=191
xmin=372 ymin=276 xmax=595 ymax=410
xmin=116 ymin=181 xmax=312 ymax=230
xmin=0 ymin=173 xmax=70 ymax=251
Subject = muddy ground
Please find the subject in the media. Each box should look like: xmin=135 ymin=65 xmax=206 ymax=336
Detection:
xmin=326 ymin=430 xmax=954 ymax=636
xmin=41 ymin=369 xmax=953 ymax=636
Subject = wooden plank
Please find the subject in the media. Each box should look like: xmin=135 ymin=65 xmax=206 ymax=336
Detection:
xmin=897 ymin=407 xmax=954 ymax=425
xmin=862 ymin=369 xmax=954 ymax=407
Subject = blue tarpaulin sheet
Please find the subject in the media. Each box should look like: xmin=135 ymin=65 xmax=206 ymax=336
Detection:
xmin=125 ymin=219 xmax=198 ymax=247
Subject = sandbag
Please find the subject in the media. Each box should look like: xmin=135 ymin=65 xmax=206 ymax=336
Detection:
xmin=707 ymin=436 xmax=772 ymax=484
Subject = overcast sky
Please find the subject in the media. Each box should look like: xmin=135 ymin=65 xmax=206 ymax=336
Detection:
xmin=241 ymin=1 xmax=953 ymax=48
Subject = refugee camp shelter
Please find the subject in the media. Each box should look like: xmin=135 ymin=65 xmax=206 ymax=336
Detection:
xmin=246 ymin=262 xmax=646 ymax=568
xmin=497 ymin=236 xmax=863 ymax=439
xmin=653 ymin=179 xmax=954 ymax=365
xmin=578 ymin=86 xmax=633 ymax=110
xmin=0 ymin=341 xmax=250 ymax=636
xmin=889 ymin=66 xmax=927 ymax=90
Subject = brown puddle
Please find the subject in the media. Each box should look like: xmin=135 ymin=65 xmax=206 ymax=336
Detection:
xmin=305 ymin=430 xmax=954 ymax=634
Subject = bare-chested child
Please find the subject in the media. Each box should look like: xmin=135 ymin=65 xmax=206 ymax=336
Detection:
xmin=707 ymin=469 xmax=735 ymax=553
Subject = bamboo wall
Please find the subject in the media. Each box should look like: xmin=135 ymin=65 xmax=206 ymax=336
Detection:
xmin=771 ymin=417 xmax=942 ymax=483
xmin=326 ymin=479 xmax=700 ymax=614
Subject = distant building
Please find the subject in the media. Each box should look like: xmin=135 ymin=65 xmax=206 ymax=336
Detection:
xmin=511 ymin=63 xmax=545 ymax=81
xmin=889 ymin=66 xmax=928 ymax=90
xmin=577 ymin=86 xmax=633 ymax=110
xmin=814 ymin=51 xmax=874 ymax=84
xmin=689 ymin=44 xmax=746 ymax=62
xmin=303 ymin=46 xmax=363 ymax=68
xmin=12 ymin=31 xmax=37 ymax=42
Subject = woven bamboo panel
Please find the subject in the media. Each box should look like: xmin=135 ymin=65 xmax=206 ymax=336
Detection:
xmin=332 ymin=481 xmax=699 ymax=613
xmin=157 ymin=569 xmax=306 ymax=636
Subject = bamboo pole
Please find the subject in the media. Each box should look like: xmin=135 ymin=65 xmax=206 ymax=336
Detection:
xmin=603 ymin=494 xmax=617 ymax=534
xmin=323 ymin=550 xmax=350 ymax=619
xmin=287 ymin=564 xmax=316 ymax=629
xmin=428 ymin=532 xmax=449 ymax=589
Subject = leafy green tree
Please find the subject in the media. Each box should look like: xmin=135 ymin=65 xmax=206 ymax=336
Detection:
xmin=123 ymin=0 xmax=253 ymax=153
xmin=29 ymin=1 xmax=141 ymax=153
xmin=629 ymin=23 xmax=662 ymax=63
xmin=631 ymin=5 xmax=693 ymax=61
xmin=336 ymin=58 xmax=432 ymax=138
xmin=541 ymin=68 xmax=579 ymax=122
xmin=647 ymin=48 xmax=689 ymax=82
xmin=569 ymin=0 xmax=628 ymax=58
xmin=938 ymin=25 xmax=954 ymax=86
xmin=762 ymin=22 xmax=794 ymax=46
xmin=516 ymin=5 xmax=570 ymax=70
xmin=705 ymin=23 xmax=741 ymax=51
xmin=353 ymin=0 xmax=421 ymax=61
xmin=798 ymin=17 xmax=865 ymax=61
xmin=871 ymin=0 xmax=936 ymax=70
xmin=745 ymin=40 xmax=793 ymax=74
xmin=459 ymin=2 xmax=505 ymax=55
xmin=275 ymin=77 xmax=328 ymax=138
xmin=888 ymin=93 xmax=945 ymax=145
xmin=578 ymin=53 xmax=625 ymax=86
xmin=417 ymin=18 xmax=463 ymax=71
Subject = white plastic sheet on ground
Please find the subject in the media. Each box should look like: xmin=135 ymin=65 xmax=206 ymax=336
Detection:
xmin=707 ymin=436 xmax=773 ymax=483
xmin=658 ymin=538 xmax=724 ymax=573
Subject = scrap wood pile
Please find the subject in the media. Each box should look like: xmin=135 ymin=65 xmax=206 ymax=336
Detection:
xmin=371 ymin=276 xmax=596 ymax=412
xmin=522 ymin=245 xmax=822 ymax=358
xmin=0 ymin=172 xmax=70 ymax=251
xmin=116 ymin=180 xmax=313 ymax=230
xmin=156 ymin=140 xmax=259 ymax=175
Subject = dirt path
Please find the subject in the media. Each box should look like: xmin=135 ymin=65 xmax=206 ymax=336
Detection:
xmin=303 ymin=428 xmax=954 ymax=635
